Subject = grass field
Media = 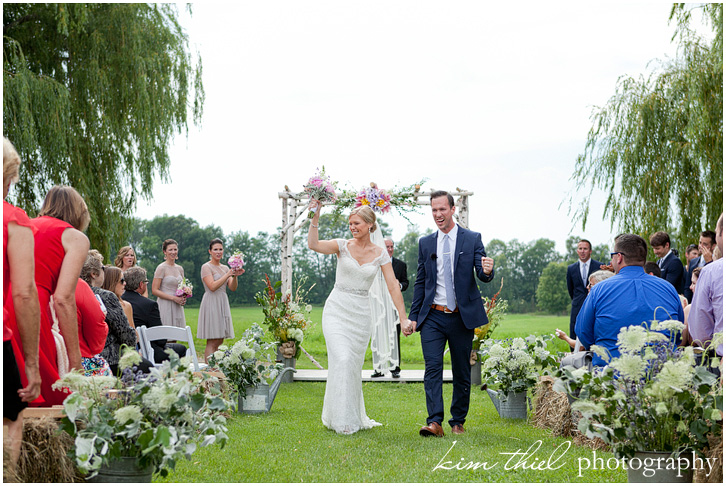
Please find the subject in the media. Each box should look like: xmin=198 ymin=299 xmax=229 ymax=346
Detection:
xmin=182 ymin=306 xmax=572 ymax=369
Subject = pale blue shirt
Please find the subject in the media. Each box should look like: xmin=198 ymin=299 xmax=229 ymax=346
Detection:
xmin=433 ymin=224 xmax=458 ymax=307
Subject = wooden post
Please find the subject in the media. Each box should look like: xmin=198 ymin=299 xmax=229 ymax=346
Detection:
xmin=280 ymin=193 xmax=290 ymax=296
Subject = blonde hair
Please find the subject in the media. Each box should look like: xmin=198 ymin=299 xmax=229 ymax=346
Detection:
xmin=115 ymin=246 xmax=137 ymax=268
xmin=350 ymin=206 xmax=377 ymax=232
xmin=81 ymin=249 xmax=104 ymax=285
xmin=3 ymin=137 xmax=21 ymax=196
xmin=38 ymin=185 xmax=90 ymax=231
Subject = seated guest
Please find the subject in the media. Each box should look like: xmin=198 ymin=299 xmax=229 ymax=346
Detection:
xmin=650 ymin=231 xmax=684 ymax=292
xmin=81 ymin=251 xmax=152 ymax=375
xmin=122 ymin=267 xmax=187 ymax=363
xmin=689 ymin=214 xmax=723 ymax=363
xmin=576 ymin=234 xmax=684 ymax=367
xmin=73 ymin=277 xmax=109 ymax=375
xmin=644 ymin=261 xmax=661 ymax=277
xmin=557 ymin=270 xmax=615 ymax=350
xmin=102 ymin=266 xmax=136 ymax=330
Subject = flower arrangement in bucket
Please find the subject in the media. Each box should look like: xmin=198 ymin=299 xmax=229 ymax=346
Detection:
xmin=255 ymin=274 xmax=314 ymax=359
xmin=479 ymin=334 xmax=558 ymax=397
xmin=207 ymin=323 xmax=283 ymax=398
xmin=554 ymin=322 xmax=723 ymax=462
xmin=56 ymin=347 xmax=231 ymax=479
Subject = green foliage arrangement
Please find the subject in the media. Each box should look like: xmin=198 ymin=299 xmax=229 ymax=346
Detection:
xmin=331 ymin=180 xmax=426 ymax=224
xmin=207 ymin=323 xmax=283 ymax=398
xmin=57 ymin=347 xmax=230 ymax=478
xmin=555 ymin=324 xmax=723 ymax=459
xmin=479 ymin=334 xmax=558 ymax=396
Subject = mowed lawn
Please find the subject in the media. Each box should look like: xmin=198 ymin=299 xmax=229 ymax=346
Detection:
xmin=182 ymin=306 xmax=572 ymax=369
xmin=159 ymin=307 xmax=622 ymax=483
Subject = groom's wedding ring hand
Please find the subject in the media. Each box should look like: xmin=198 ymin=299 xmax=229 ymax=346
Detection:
xmin=482 ymin=256 xmax=494 ymax=275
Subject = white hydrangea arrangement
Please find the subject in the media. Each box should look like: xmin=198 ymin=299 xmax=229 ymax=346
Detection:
xmin=207 ymin=323 xmax=283 ymax=398
xmin=479 ymin=334 xmax=558 ymax=396
xmin=56 ymin=346 xmax=231 ymax=479
xmin=555 ymin=322 xmax=723 ymax=459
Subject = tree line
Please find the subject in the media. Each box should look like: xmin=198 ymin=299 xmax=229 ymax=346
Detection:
xmin=124 ymin=214 xmax=606 ymax=314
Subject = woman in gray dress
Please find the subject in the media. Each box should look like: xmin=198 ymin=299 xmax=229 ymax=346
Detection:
xmin=152 ymin=239 xmax=187 ymax=328
xmin=197 ymin=238 xmax=244 ymax=362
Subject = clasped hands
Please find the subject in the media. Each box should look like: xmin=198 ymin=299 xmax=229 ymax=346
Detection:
xmin=402 ymin=319 xmax=416 ymax=336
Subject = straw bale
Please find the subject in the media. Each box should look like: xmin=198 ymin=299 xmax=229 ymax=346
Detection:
xmin=16 ymin=416 xmax=84 ymax=483
xmin=694 ymin=433 xmax=723 ymax=483
xmin=532 ymin=376 xmax=572 ymax=437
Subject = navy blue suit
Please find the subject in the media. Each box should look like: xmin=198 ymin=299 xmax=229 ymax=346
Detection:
xmin=566 ymin=259 xmax=602 ymax=340
xmin=658 ymin=251 xmax=684 ymax=294
xmin=409 ymin=225 xmax=493 ymax=427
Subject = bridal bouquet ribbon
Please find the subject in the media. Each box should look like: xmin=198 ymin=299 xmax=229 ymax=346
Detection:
xmin=355 ymin=183 xmax=391 ymax=214
xmin=303 ymin=166 xmax=337 ymax=218
xmin=228 ymin=251 xmax=245 ymax=270
xmin=176 ymin=278 xmax=193 ymax=299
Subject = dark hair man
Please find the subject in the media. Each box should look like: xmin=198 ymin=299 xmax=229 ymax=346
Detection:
xmin=565 ymin=239 xmax=602 ymax=344
xmin=649 ymin=231 xmax=684 ymax=292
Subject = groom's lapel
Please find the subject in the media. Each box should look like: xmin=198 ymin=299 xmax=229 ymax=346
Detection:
xmin=453 ymin=226 xmax=465 ymax=271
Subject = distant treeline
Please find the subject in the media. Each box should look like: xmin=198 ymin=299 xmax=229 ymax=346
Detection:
xmin=123 ymin=214 xmax=609 ymax=313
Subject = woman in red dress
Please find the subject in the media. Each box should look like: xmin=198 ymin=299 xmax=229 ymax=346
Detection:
xmin=3 ymin=137 xmax=41 ymax=464
xmin=9 ymin=185 xmax=90 ymax=406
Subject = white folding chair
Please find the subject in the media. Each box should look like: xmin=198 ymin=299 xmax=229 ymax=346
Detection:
xmin=137 ymin=325 xmax=206 ymax=371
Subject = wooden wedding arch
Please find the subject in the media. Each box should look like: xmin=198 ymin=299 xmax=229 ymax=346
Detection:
xmin=277 ymin=185 xmax=473 ymax=294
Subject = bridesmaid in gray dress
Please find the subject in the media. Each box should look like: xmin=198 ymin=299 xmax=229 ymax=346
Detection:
xmin=151 ymin=239 xmax=187 ymax=328
xmin=198 ymin=238 xmax=244 ymax=362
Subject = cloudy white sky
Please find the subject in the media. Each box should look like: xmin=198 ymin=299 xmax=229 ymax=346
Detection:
xmin=136 ymin=1 xmax=696 ymax=254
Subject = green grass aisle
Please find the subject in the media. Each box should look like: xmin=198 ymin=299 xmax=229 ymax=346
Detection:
xmin=159 ymin=381 xmax=625 ymax=482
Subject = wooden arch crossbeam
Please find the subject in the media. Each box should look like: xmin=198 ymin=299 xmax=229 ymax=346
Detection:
xmin=278 ymin=185 xmax=473 ymax=295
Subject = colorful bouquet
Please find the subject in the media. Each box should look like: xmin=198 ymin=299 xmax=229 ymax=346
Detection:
xmin=355 ymin=183 xmax=392 ymax=214
xmin=228 ymin=251 xmax=245 ymax=271
xmin=175 ymin=278 xmax=193 ymax=299
xmin=303 ymin=166 xmax=337 ymax=218
xmin=255 ymin=275 xmax=314 ymax=360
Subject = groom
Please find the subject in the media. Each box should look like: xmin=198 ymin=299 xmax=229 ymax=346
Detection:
xmin=407 ymin=190 xmax=494 ymax=437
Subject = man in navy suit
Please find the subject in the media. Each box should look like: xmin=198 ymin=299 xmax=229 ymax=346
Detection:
xmin=650 ymin=231 xmax=684 ymax=293
xmin=407 ymin=190 xmax=494 ymax=437
xmin=566 ymin=239 xmax=602 ymax=343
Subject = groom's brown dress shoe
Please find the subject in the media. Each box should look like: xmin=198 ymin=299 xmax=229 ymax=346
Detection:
xmin=419 ymin=422 xmax=445 ymax=437
xmin=452 ymin=424 xmax=465 ymax=435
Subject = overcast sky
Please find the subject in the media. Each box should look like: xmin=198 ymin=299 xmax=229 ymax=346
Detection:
xmin=135 ymin=1 xmax=696 ymax=254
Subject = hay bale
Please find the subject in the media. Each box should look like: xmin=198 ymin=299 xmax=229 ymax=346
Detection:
xmin=532 ymin=376 xmax=572 ymax=437
xmin=16 ymin=416 xmax=84 ymax=483
xmin=694 ymin=433 xmax=723 ymax=483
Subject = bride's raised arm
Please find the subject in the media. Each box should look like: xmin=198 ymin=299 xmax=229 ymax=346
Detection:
xmin=307 ymin=199 xmax=340 ymax=255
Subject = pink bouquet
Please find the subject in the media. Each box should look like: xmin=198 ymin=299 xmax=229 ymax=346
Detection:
xmin=228 ymin=251 xmax=245 ymax=270
xmin=303 ymin=166 xmax=337 ymax=218
xmin=176 ymin=278 xmax=193 ymax=299
xmin=355 ymin=184 xmax=391 ymax=214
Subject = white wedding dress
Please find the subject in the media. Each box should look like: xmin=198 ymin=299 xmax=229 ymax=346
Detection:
xmin=321 ymin=238 xmax=390 ymax=434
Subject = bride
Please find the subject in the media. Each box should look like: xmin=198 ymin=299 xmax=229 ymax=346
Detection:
xmin=307 ymin=200 xmax=411 ymax=434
